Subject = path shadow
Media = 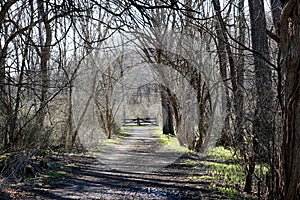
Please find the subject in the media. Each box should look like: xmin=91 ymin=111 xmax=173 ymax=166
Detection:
xmin=27 ymin=154 xmax=230 ymax=200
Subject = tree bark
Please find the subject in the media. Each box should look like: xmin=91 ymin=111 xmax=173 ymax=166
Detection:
xmin=247 ymin=0 xmax=273 ymax=193
xmin=235 ymin=0 xmax=246 ymax=150
xmin=212 ymin=0 xmax=239 ymax=148
xmin=244 ymin=155 xmax=256 ymax=193
xmin=248 ymin=0 xmax=273 ymax=161
xmin=214 ymin=4 xmax=231 ymax=147
xmin=280 ymin=1 xmax=300 ymax=199
xmin=269 ymin=0 xmax=282 ymax=198
xmin=270 ymin=0 xmax=282 ymax=33
xmin=37 ymin=0 xmax=52 ymax=132
xmin=161 ymin=88 xmax=174 ymax=135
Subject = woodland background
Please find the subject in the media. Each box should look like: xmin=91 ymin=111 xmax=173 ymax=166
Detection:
xmin=0 ymin=0 xmax=299 ymax=199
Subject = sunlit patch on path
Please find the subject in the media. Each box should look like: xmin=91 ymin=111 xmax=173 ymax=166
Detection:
xmin=95 ymin=126 xmax=182 ymax=173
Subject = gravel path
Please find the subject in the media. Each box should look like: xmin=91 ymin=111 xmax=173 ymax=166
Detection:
xmin=10 ymin=126 xmax=230 ymax=200
xmin=97 ymin=126 xmax=182 ymax=173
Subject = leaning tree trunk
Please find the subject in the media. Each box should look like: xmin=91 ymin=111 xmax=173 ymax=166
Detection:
xmin=152 ymin=48 xmax=209 ymax=149
xmin=280 ymin=1 xmax=300 ymax=199
xmin=214 ymin=11 xmax=231 ymax=147
xmin=212 ymin=0 xmax=238 ymax=148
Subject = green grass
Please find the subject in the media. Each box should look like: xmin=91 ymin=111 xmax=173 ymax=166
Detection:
xmin=187 ymin=174 xmax=215 ymax=181
xmin=151 ymin=127 xmax=187 ymax=153
xmin=108 ymin=128 xmax=130 ymax=141
xmin=40 ymin=170 xmax=69 ymax=179
xmin=183 ymin=159 xmax=198 ymax=166
xmin=28 ymin=169 xmax=71 ymax=188
xmin=26 ymin=168 xmax=71 ymax=186
xmin=117 ymin=129 xmax=130 ymax=139
xmin=103 ymin=129 xmax=130 ymax=145
xmin=184 ymin=146 xmax=268 ymax=199
xmin=90 ymin=129 xmax=129 ymax=152
xmin=205 ymin=148 xmax=246 ymax=198
xmin=202 ymin=160 xmax=245 ymax=196
xmin=65 ymin=163 xmax=76 ymax=167
xmin=207 ymin=146 xmax=237 ymax=161
xmin=183 ymin=146 xmax=246 ymax=198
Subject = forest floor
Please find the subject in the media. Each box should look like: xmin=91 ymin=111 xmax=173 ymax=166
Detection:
xmin=0 ymin=126 xmax=250 ymax=200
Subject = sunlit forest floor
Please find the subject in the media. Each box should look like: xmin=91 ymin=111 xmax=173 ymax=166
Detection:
xmin=0 ymin=127 xmax=255 ymax=199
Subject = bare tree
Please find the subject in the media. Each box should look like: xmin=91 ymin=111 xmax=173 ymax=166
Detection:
xmin=36 ymin=0 xmax=52 ymax=138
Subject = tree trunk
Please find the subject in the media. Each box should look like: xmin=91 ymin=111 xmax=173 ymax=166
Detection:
xmin=248 ymin=0 xmax=273 ymax=162
xmin=11 ymin=42 xmax=29 ymax=147
xmin=0 ymin=2 xmax=18 ymax=148
xmin=280 ymin=1 xmax=300 ymax=199
xmin=212 ymin=0 xmax=239 ymax=148
xmin=214 ymin=7 xmax=231 ymax=147
xmin=161 ymin=88 xmax=174 ymax=135
xmin=37 ymin=0 xmax=52 ymax=135
xmin=235 ymin=0 xmax=245 ymax=148
xmin=147 ymin=48 xmax=208 ymax=147
xmin=244 ymin=155 xmax=256 ymax=193
xmin=248 ymin=0 xmax=273 ymax=193
xmin=269 ymin=0 xmax=282 ymax=198
xmin=270 ymin=0 xmax=282 ymax=33
xmin=65 ymin=83 xmax=75 ymax=149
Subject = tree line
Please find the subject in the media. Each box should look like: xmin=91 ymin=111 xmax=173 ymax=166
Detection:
xmin=0 ymin=0 xmax=299 ymax=199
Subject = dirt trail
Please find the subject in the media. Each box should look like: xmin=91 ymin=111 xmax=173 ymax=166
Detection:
xmin=97 ymin=126 xmax=182 ymax=173
xmin=11 ymin=127 xmax=229 ymax=200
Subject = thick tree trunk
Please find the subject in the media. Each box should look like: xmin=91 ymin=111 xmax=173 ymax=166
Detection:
xmin=280 ymin=1 xmax=300 ymax=199
xmin=248 ymin=0 xmax=273 ymax=193
xmin=249 ymin=0 xmax=273 ymax=161
xmin=0 ymin=1 xmax=21 ymax=148
xmin=161 ymin=88 xmax=174 ymax=135
xmin=214 ymin=10 xmax=231 ymax=147
xmin=11 ymin=43 xmax=29 ymax=147
xmin=0 ymin=48 xmax=9 ymax=147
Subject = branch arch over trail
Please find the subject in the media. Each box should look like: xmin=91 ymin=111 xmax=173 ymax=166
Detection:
xmin=140 ymin=47 xmax=223 ymax=151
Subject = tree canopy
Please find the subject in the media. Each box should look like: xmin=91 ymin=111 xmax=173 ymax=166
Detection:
xmin=0 ymin=0 xmax=299 ymax=199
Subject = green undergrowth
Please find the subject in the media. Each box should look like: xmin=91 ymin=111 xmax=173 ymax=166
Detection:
xmin=152 ymin=127 xmax=187 ymax=153
xmin=0 ymin=150 xmax=79 ymax=186
xmin=184 ymin=146 xmax=268 ymax=199
xmin=27 ymin=169 xmax=71 ymax=187
xmin=201 ymin=160 xmax=245 ymax=198
xmin=90 ymin=129 xmax=129 ymax=152
xmin=206 ymin=147 xmax=268 ymax=198
xmin=24 ymin=156 xmax=80 ymax=188
xmin=207 ymin=146 xmax=237 ymax=161
xmin=106 ymin=129 xmax=130 ymax=144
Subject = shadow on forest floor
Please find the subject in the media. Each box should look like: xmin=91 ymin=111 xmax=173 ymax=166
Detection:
xmin=0 ymin=127 xmax=250 ymax=200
